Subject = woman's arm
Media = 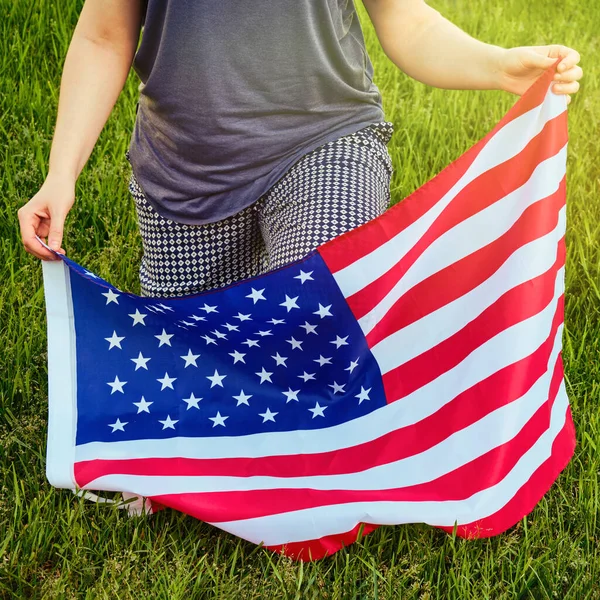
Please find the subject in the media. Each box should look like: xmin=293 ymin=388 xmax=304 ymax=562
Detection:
xmin=18 ymin=0 xmax=143 ymax=260
xmin=362 ymin=0 xmax=582 ymax=100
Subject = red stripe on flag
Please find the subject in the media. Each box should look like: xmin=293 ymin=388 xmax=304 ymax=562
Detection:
xmin=265 ymin=523 xmax=380 ymax=562
xmin=367 ymin=180 xmax=565 ymax=349
xmin=317 ymin=64 xmax=562 ymax=275
xmin=345 ymin=114 xmax=567 ymax=322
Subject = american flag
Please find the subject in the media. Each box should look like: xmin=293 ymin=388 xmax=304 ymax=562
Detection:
xmin=41 ymin=64 xmax=575 ymax=561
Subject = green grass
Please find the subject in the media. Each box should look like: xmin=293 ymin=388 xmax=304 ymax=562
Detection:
xmin=1 ymin=0 xmax=599 ymax=597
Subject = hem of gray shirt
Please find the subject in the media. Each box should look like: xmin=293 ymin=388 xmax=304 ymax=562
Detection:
xmin=126 ymin=113 xmax=391 ymax=226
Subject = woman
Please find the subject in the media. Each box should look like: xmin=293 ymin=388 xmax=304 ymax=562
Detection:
xmin=18 ymin=0 xmax=582 ymax=298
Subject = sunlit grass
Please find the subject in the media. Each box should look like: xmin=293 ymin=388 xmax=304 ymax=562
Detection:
xmin=1 ymin=0 xmax=599 ymax=597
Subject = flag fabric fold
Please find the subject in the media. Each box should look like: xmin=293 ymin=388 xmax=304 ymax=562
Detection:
xmin=41 ymin=64 xmax=575 ymax=561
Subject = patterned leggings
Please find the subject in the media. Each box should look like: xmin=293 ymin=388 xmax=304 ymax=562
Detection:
xmin=127 ymin=121 xmax=395 ymax=298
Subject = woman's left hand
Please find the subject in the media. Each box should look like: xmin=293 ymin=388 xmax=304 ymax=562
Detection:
xmin=497 ymin=45 xmax=582 ymax=104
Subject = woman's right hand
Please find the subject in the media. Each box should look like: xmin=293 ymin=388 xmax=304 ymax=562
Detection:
xmin=17 ymin=172 xmax=75 ymax=261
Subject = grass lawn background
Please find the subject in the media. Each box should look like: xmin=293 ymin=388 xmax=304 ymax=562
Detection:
xmin=1 ymin=0 xmax=599 ymax=597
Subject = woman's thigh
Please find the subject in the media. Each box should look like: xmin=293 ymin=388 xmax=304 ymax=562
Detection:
xmin=256 ymin=121 xmax=394 ymax=271
xmin=128 ymin=172 xmax=268 ymax=298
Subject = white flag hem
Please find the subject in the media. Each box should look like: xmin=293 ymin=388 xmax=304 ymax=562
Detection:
xmin=42 ymin=258 xmax=78 ymax=489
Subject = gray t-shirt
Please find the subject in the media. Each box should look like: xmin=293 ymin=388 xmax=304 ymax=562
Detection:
xmin=126 ymin=0 xmax=386 ymax=225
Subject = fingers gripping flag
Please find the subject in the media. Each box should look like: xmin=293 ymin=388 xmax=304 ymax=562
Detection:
xmin=41 ymin=65 xmax=575 ymax=561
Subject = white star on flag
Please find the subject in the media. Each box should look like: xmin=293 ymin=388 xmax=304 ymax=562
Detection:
xmin=242 ymin=339 xmax=260 ymax=348
xmin=308 ymin=402 xmax=327 ymax=418
xmin=130 ymin=352 xmax=151 ymax=371
xmin=286 ymin=337 xmax=303 ymax=350
xmin=314 ymin=355 xmax=332 ymax=366
xmin=209 ymin=412 xmax=228 ymax=427
xmin=267 ymin=318 xmax=285 ymax=325
xmin=157 ymin=372 xmax=176 ymax=391
xmin=108 ymin=418 xmax=127 ymax=432
xmin=128 ymin=309 xmax=147 ymax=326
xmin=294 ymin=270 xmax=314 ymax=283
xmin=313 ymin=303 xmax=333 ymax=318
xmin=331 ymin=335 xmax=349 ymax=349
xmin=206 ymin=370 xmax=226 ymax=388
xmin=233 ymin=390 xmax=252 ymax=406
xmin=199 ymin=303 xmax=218 ymax=313
xmin=345 ymin=358 xmax=359 ymax=374
xmin=180 ymin=349 xmax=200 ymax=367
xmin=107 ymin=376 xmax=127 ymax=394
xmin=259 ymin=408 xmax=278 ymax=423
xmin=223 ymin=323 xmax=240 ymax=332
xmin=154 ymin=329 xmax=173 ymax=347
xmin=272 ymin=352 xmax=288 ymax=366
xmin=101 ymin=289 xmax=120 ymax=305
xmin=133 ymin=396 xmax=152 ymax=413
xmin=329 ymin=381 xmax=346 ymax=394
xmin=298 ymin=371 xmax=316 ymax=382
xmin=159 ymin=415 xmax=178 ymax=430
xmin=246 ymin=288 xmax=266 ymax=303
xmin=104 ymin=331 xmax=125 ymax=350
xmin=300 ymin=322 xmax=318 ymax=335
xmin=280 ymin=295 xmax=300 ymax=311
xmin=234 ymin=312 xmax=251 ymax=321
xmin=256 ymin=367 xmax=273 ymax=384
xmin=229 ymin=350 xmax=246 ymax=364
xmin=355 ymin=386 xmax=371 ymax=404
xmin=282 ymin=388 xmax=300 ymax=403
xmin=182 ymin=392 xmax=202 ymax=410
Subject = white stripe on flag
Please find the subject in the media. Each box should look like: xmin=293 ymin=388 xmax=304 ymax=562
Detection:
xmin=333 ymin=87 xmax=566 ymax=298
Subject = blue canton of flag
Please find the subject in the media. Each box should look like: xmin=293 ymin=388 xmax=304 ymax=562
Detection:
xmin=68 ymin=251 xmax=385 ymax=444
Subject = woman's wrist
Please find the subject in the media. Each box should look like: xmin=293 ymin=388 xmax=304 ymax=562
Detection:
xmin=46 ymin=168 xmax=78 ymax=189
xmin=489 ymin=46 xmax=511 ymax=92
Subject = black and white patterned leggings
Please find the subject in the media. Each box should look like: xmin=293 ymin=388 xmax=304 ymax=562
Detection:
xmin=127 ymin=121 xmax=395 ymax=298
